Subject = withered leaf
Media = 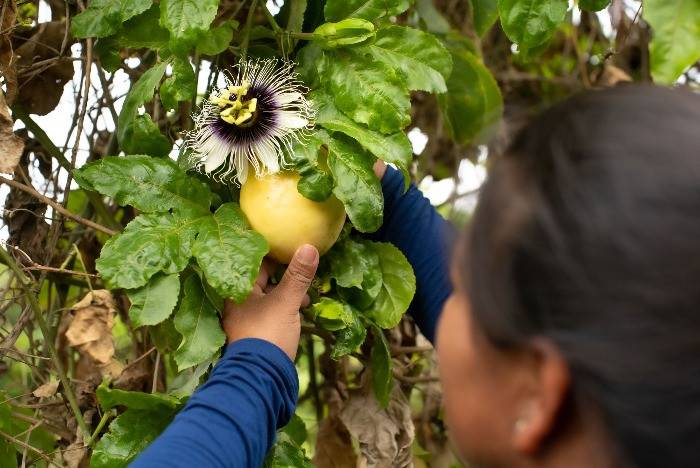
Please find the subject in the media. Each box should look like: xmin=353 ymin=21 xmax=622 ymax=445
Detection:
xmin=66 ymin=290 xmax=117 ymax=365
xmin=0 ymin=88 xmax=24 ymax=174
xmin=339 ymin=386 xmax=415 ymax=468
xmin=15 ymin=21 xmax=74 ymax=115
xmin=32 ymin=379 xmax=59 ymax=398
xmin=313 ymin=390 xmax=358 ymax=468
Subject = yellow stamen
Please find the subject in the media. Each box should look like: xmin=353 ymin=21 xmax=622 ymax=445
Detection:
xmin=214 ymin=80 xmax=257 ymax=126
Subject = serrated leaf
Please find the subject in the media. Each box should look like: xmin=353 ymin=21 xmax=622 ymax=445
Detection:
xmin=645 ymin=0 xmax=700 ymax=84
xmin=324 ymin=134 xmax=383 ymax=233
xmin=126 ymin=114 xmax=172 ymax=157
xmin=173 ymin=275 xmax=226 ymax=371
xmin=332 ymin=310 xmax=367 ymax=359
xmin=192 ymin=203 xmax=268 ymax=302
xmin=196 ymin=21 xmax=237 ymax=55
xmin=369 ymin=25 xmax=452 ymax=93
xmin=115 ymin=5 xmax=170 ymax=48
xmin=96 ymin=381 xmax=181 ymax=411
xmin=497 ymin=0 xmax=568 ymax=48
xmin=310 ymin=297 xmax=354 ymax=331
xmin=264 ymin=433 xmax=313 ymax=468
xmin=365 ymin=242 xmax=415 ymax=329
xmin=370 ymin=326 xmax=392 ymax=408
xmin=74 ymin=155 xmax=212 ymax=217
xmin=327 ymin=238 xmax=382 ymax=311
xmin=438 ymin=41 xmax=503 ymax=145
xmin=324 ymin=0 xmax=412 ymax=21
xmin=71 ymin=0 xmax=152 ymax=38
xmin=117 ymin=62 xmax=168 ymax=153
xmin=160 ymin=0 xmax=218 ymax=50
xmin=149 ymin=317 xmax=182 ymax=354
xmin=311 ymin=91 xmax=412 ymax=187
xmin=286 ymin=134 xmax=334 ymax=202
xmin=472 ymin=0 xmax=499 ymax=36
xmin=160 ymin=56 xmax=196 ymax=110
xmin=578 ymin=0 xmax=610 ymax=11
xmin=319 ymin=50 xmax=410 ymax=134
xmin=91 ymin=409 xmax=175 ymax=468
xmin=96 ymin=213 xmax=200 ymax=289
xmin=168 ymin=358 xmax=213 ymax=398
xmin=127 ymin=273 xmax=180 ymax=327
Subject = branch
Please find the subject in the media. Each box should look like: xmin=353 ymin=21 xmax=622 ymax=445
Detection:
xmin=240 ymin=0 xmax=260 ymax=61
xmin=0 ymin=429 xmax=57 ymax=466
xmin=0 ymin=175 xmax=116 ymax=236
xmin=0 ymin=247 xmax=91 ymax=439
xmin=11 ymin=106 xmax=122 ymax=231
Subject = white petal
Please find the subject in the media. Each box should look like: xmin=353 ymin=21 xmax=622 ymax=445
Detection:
xmin=277 ymin=111 xmax=308 ymax=129
xmin=204 ymin=148 xmax=227 ymax=173
xmin=256 ymin=140 xmax=279 ymax=173
xmin=277 ymin=92 xmax=302 ymax=105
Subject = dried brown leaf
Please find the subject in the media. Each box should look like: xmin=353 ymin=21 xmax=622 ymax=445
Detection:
xmin=0 ymin=0 xmax=18 ymax=104
xmin=66 ymin=290 xmax=117 ymax=365
xmin=15 ymin=21 xmax=73 ymax=115
xmin=32 ymin=380 xmax=59 ymax=398
xmin=313 ymin=390 xmax=358 ymax=468
xmin=63 ymin=430 xmax=87 ymax=468
xmin=0 ymin=88 xmax=24 ymax=174
xmin=339 ymin=387 xmax=415 ymax=468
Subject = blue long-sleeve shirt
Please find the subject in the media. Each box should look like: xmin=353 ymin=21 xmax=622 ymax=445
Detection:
xmin=132 ymin=166 xmax=453 ymax=467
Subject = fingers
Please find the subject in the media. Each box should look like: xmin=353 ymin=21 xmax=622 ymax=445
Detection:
xmin=255 ymin=258 xmax=277 ymax=289
xmin=271 ymin=244 xmax=319 ymax=306
xmin=373 ymin=160 xmax=387 ymax=179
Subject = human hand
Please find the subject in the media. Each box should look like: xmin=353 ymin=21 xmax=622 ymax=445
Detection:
xmin=222 ymin=244 xmax=319 ymax=360
xmin=374 ymin=160 xmax=387 ymax=179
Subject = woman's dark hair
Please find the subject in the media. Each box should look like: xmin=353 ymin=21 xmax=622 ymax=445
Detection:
xmin=466 ymin=85 xmax=700 ymax=468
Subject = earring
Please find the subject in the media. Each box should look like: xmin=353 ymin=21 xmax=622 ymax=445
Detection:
xmin=514 ymin=417 xmax=528 ymax=433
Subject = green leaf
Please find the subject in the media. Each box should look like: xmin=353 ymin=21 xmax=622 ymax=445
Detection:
xmin=415 ymin=0 xmax=451 ymax=34
xmin=370 ymin=326 xmax=392 ymax=408
xmin=324 ymin=0 xmax=412 ymax=21
xmin=327 ymin=237 xmax=382 ymax=310
xmin=578 ymin=0 xmax=610 ymax=11
xmin=319 ymin=50 xmax=411 ymax=134
xmin=331 ymin=311 xmax=367 ymax=359
xmin=91 ymin=409 xmax=175 ymax=468
xmin=71 ymin=0 xmax=152 ymax=38
xmin=311 ymin=91 xmax=412 ymax=186
xmin=314 ymin=19 xmax=376 ymax=48
xmin=497 ymin=0 xmax=568 ymax=48
xmin=126 ymin=114 xmax=172 ymax=157
xmin=310 ymin=297 xmax=355 ymax=331
xmin=96 ymin=381 xmax=181 ymax=411
xmin=127 ymin=273 xmax=180 ymax=328
xmin=168 ymin=358 xmax=213 ymax=398
xmin=160 ymin=0 xmax=219 ymax=50
xmin=150 ymin=317 xmax=182 ymax=354
xmin=96 ymin=213 xmax=199 ymax=289
xmin=286 ymin=134 xmax=334 ymax=202
xmin=438 ymin=41 xmax=503 ymax=145
xmin=324 ymin=134 xmax=383 ymax=233
xmin=365 ymin=242 xmax=415 ymax=329
xmin=196 ymin=21 xmax=237 ymax=55
xmin=369 ymin=25 xmax=452 ymax=93
xmin=645 ymin=0 xmax=700 ymax=84
xmin=264 ymin=433 xmax=313 ymax=468
xmin=173 ymin=275 xmax=226 ymax=371
xmin=117 ymin=62 xmax=168 ymax=152
xmin=192 ymin=203 xmax=269 ymax=303
xmin=0 ymin=438 xmax=16 ymax=468
xmin=116 ymin=5 xmax=170 ymax=48
xmin=472 ymin=0 xmax=499 ymax=36
xmin=74 ymin=155 xmax=212 ymax=217
xmin=160 ymin=57 xmax=196 ymax=110
xmin=282 ymin=414 xmax=307 ymax=447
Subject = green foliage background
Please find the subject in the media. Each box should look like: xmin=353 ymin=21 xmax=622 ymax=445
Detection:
xmin=0 ymin=0 xmax=699 ymax=466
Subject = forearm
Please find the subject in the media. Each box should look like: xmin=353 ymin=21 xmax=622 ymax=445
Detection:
xmin=131 ymin=339 xmax=298 ymax=468
xmin=369 ymin=166 xmax=455 ymax=343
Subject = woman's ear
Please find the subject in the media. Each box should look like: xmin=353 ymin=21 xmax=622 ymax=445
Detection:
xmin=511 ymin=339 xmax=571 ymax=455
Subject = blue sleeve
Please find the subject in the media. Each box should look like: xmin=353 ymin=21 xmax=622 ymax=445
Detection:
xmin=368 ymin=166 xmax=455 ymax=344
xmin=131 ymin=338 xmax=298 ymax=468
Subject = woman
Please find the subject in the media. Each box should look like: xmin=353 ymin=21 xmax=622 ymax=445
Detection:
xmin=134 ymin=85 xmax=700 ymax=467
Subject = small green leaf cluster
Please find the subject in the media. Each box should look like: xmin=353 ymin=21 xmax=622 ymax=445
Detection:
xmin=74 ymin=156 xmax=268 ymax=372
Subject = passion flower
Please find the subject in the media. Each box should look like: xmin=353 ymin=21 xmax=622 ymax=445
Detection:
xmin=185 ymin=58 xmax=313 ymax=184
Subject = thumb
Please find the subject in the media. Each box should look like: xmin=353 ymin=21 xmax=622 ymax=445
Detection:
xmin=273 ymin=244 xmax=319 ymax=305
